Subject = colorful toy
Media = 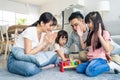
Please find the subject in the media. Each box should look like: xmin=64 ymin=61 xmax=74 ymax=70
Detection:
xmin=59 ymin=59 xmax=81 ymax=72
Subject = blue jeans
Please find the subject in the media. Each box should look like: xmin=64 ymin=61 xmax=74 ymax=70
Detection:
xmin=11 ymin=47 xmax=57 ymax=67
xmin=76 ymin=58 xmax=110 ymax=77
xmin=7 ymin=50 xmax=57 ymax=76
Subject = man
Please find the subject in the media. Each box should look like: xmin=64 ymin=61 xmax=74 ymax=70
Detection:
xmin=66 ymin=11 xmax=88 ymax=62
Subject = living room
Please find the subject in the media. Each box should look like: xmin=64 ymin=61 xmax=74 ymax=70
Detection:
xmin=0 ymin=0 xmax=120 ymax=80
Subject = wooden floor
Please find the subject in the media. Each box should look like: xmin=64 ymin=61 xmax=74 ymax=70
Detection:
xmin=0 ymin=54 xmax=7 ymax=69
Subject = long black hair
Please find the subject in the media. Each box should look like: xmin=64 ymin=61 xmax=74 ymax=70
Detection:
xmin=55 ymin=30 xmax=68 ymax=44
xmin=85 ymin=11 xmax=105 ymax=50
xmin=30 ymin=12 xmax=57 ymax=27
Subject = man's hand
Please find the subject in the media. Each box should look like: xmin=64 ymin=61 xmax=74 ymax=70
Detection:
xmin=77 ymin=24 xmax=83 ymax=37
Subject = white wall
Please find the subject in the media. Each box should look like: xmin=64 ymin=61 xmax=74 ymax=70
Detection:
xmin=0 ymin=0 xmax=120 ymax=28
xmin=40 ymin=0 xmax=120 ymax=33
xmin=85 ymin=0 xmax=120 ymax=21
xmin=0 ymin=0 xmax=41 ymax=24
xmin=40 ymin=0 xmax=85 ymax=15
xmin=26 ymin=4 xmax=40 ymax=24
xmin=85 ymin=0 xmax=120 ymax=35
xmin=0 ymin=0 xmax=27 ymax=14
xmin=40 ymin=0 xmax=85 ymax=25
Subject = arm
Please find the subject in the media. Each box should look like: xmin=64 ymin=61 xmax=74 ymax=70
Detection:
xmin=79 ymin=36 xmax=87 ymax=49
xmin=98 ymin=35 xmax=111 ymax=62
xmin=98 ymin=36 xmax=110 ymax=52
xmin=24 ymin=38 xmax=46 ymax=54
xmin=77 ymin=21 xmax=87 ymax=49
xmin=65 ymin=33 xmax=74 ymax=53
xmin=98 ymin=24 xmax=110 ymax=52
xmin=56 ymin=50 xmax=68 ymax=61
xmin=98 ymin=24 xmax=111 ymax=62
xmin=43 ymin=32 xmax=58 ymax=51
xmin=54 ymin=43 xmax=68 ymax=61
xmin=24 ymin=32 xmax=56 ymax=54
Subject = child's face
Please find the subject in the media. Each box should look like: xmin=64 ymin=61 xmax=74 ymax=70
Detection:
xmin=59 ymin=36 xmax=67 ymax=46
xmin=87 ymin=19 xmax=93 ymax=31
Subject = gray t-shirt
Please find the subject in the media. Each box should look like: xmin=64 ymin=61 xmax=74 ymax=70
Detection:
xmin=66 ymin=28 xmax=88 ymax=53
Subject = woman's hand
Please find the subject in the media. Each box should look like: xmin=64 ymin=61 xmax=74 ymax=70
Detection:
xmin=43 ymin=32 xmax=57 ymax=45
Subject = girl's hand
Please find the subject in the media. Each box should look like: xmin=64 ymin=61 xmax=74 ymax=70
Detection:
xmin=97 ymin=23 xmax=102 ymax=37
xmin=87 ymin=54 xmax=93 ymax=59
xmin=62 ymin=58 xmax=69 ymax=61
xmin=106 ymin=53 xmax=112 ymax=62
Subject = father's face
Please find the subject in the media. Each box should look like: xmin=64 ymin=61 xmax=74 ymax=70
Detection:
xmin=70 ymin=18 xmax=82 ymax=32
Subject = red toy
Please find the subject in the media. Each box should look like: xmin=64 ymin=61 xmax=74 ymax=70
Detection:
xmin=59 ymin=60 xmax=81 ymax=72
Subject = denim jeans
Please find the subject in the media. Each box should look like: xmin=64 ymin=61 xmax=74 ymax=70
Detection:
xmin=76 ymin=58 xmax=110 ymax=77
xmin=11 ymin=47 xmax=58 ymax=67
xmin=7 ymin=48 xmax=58 ymax=76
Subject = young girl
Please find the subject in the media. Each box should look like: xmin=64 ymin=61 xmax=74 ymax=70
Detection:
xmin=53 ymin=30 xmax=69 ymax=63
xmin=76 ymin=11 xmax=112 ymax=77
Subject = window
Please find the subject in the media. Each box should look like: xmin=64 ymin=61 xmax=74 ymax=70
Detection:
xmin=0 ymin=10 xmax=27 ymax=25
xmin=16 ymin=13 xmax=27 ymax=25
xmin=0 ymin=10 xmax=3 ymax=25
xmin=3 ymin=11 xmax=15 ymax=25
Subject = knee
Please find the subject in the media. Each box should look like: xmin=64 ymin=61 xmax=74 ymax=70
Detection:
xmin=85 ymin=67 xmax=96 ymax=77
xmin=24 ymin=65 xmax=41 ymax=77
xmin=76 ymin=65 xmax=83 ymax=73
xmin=8 ymin=63 xmax=41 ymax=77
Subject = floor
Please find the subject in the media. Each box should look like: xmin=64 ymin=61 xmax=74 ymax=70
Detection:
xmin=0 ymin=54 xmax=120 ymax=80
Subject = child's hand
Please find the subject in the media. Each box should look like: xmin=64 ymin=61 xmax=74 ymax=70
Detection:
xmin=62 ymin=58 xmax=69 ymax=61
xmin=73 ymin=59 xmax=80 ymax=62
xmin=97 ymin=23 xmax=102 ymax=37
xmin=87 ymin=54 xmax=93 ymax=59
xmin=106 ymin=53 xmax=112 ymax=62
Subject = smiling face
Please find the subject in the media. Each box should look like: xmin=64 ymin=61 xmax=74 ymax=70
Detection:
xmin=87 ymin=19 xmax=93 ymax=31
xmin=59 ymin=36 xmax=67 ymax=46
xmin=41 ymin=20 xmax=54 ymax=33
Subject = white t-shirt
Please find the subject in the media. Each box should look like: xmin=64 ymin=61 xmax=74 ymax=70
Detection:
xmin=13 ymin=27 xmax=45 ymax=49
xmin=53 ymin=43 xmax=66 ymax=59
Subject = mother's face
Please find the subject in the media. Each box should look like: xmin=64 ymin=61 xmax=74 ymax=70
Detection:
xmin=42 ymin=21 xmax=53 ymax=33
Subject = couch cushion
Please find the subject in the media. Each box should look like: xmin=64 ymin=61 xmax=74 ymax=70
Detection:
xmin=111 ymin=35 xmax=120 ymax=45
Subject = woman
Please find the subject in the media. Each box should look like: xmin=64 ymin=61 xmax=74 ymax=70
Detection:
xmin=7 ymin=12 xmax=58 ymax=76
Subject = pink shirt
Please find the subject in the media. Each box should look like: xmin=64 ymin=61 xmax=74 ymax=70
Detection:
xmin=87 ymin=30 xmax=111 ymax=60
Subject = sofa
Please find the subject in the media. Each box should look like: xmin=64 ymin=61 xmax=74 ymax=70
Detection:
xmin=105 ymin=21 xmax=120 ymax=45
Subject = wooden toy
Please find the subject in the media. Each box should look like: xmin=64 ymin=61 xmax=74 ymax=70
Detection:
xmin=59 ymin=59 xmax=81 ymax=72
